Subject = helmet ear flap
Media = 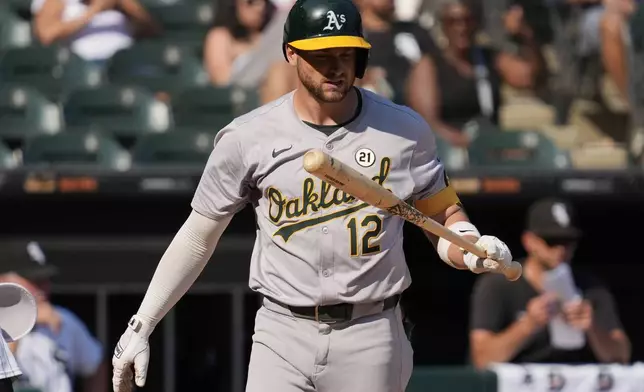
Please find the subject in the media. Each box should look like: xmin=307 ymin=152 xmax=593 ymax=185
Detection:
xmin=355 ymin=48 xmax=369 ymax=79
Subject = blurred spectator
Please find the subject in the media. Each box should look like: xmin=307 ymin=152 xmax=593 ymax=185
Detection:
xmin=600 ymin=0 xmax=637 ymax=99
xmin=354 ymin=0 xmax=440 ymax=104
xmin=406 ymin=0 xmax=543 ymax=147
xmin=468 ymin=198 xmax=631 ymax=369
xmin=203 ymin=0 xmax=278 ymax=86
xmin=31 ymin=0 xmax=160 ymax=67
xmin=0 ymin=241 xmax=108 ymax=392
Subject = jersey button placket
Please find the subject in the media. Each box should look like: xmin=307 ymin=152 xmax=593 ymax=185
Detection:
xmin=319 ymin=224 xmax=334 ymax=302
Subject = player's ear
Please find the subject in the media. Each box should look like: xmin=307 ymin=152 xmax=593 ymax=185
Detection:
xmin=285 ymin=45 xmax=298 ymax=65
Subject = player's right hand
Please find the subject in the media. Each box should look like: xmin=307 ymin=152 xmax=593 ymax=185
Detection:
xmin=463 ymin=235 xmax=513 ymax=274
xmin=112 ymin=315 xmax=153 ymax=392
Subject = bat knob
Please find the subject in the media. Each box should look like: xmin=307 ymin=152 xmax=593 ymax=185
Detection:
xmin=504 ymin=261 xmax=523 ymax=281
xmin=303 ymin=149 xmax=328 ymax=173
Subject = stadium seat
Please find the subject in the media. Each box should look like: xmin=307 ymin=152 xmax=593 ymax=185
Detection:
xmin=147 ymin=1 xmax=215 ymax=43
xmin=0 ymin=47 xmax=104 ymax=100
xmin=107 ymin=42 xmax=209 ymax=95
xmin=467 ymin=130 xmax=571 ymax=169
xmin=407 ymin=366 xmax=497 ymax=392
xmin=2 ymin=0 xmax=33 ymax=20
xmin=0 ymin=85 xmax=62 ymax=141
xmin=6 ymin=0 xmax=31 ymax=16
xmin=435 ymin=136 xmax=468 ymax=170
xmin=22 ymin=132 xmax=131 ymax=171
xmin=0 ymin=11 xmax=32 ymax=49
xmin=172 ymin=86 xmax=259 ymax=131
xmin=63 ymin=86 xmax=172 ymax=139
xmin=131 ymin=130 xmax=214 ymax=167
xmin=0 ymin=140 xmax=19 ymax=169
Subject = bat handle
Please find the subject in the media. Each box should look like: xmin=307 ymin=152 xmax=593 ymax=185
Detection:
xmin=480 ymin=251 xmax=522 ymax=281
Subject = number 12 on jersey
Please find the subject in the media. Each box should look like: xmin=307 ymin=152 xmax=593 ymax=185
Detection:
xmin=347 ymin=215 xmax=383 ymax=256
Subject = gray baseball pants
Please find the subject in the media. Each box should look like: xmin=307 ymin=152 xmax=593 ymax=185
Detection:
xmin=245 ymin=297 xmax=414 ymax=392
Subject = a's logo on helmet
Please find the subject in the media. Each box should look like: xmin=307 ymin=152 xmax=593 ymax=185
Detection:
xmin=323 ymin=10 xmax=346 ymax=31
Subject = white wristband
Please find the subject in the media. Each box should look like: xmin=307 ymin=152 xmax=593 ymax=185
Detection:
xmin=437 ymin=221 xmax=481 ymax=267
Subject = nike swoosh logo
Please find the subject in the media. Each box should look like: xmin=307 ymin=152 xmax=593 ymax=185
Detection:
xmin=458 ymin=230 xmax=476 ymax=234
xmin=272 ymin=145 xmax=293 ymax=158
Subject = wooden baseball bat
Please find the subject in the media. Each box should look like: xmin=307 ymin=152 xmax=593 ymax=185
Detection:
xmin=302 ymin=149 xmax=522 ymax=281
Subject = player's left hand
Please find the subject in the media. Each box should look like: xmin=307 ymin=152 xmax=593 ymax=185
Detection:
xmin=463 ymin=235 xmax=513 ymax=274
xmin=112 ymin=315 xmax=152 ymax=392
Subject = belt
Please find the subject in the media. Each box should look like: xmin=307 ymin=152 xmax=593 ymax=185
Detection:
xmin=266 ymin=295 xmax=401 ymax=324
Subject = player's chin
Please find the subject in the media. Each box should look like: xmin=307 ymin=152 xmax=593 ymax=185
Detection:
xmin=319 ymin=83 xmax=351 ymax=102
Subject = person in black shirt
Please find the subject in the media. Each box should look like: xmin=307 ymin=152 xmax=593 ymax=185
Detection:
xmin=355 ymin=0 xmax=440 ymax=105
xmin=407 ymin=0 xmax=544 ymax=147
xmin=469 ymin=198 xmax=631 ymax=369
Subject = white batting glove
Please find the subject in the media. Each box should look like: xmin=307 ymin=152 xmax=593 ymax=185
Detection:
xmin=112 ymin=315 xmax=154 ymax=392
xmin=463 ymin=235 xmax=513 ymax=274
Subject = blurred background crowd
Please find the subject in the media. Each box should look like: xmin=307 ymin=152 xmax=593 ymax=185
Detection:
xmin=0 ymin=0 xmax=643 ymax=170
xmin=1 ymin=0 xmax=644 ymax=391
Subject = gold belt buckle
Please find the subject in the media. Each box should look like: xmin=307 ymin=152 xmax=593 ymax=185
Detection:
xmin=314 ymin=305 xmax=320 ymax=322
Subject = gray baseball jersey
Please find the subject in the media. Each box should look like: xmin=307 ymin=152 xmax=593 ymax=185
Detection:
xmin=192 ymin=88 xmax=458 ymax=307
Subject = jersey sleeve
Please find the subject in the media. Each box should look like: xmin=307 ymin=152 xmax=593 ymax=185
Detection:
xmin=191 ymin=124 xmax=252 ymax=219
xmin=409 ymin=122 xmax=460 ymax=216
xmin=59 ymin=308 xmax=104 ymax=377
xmin=469 ymin=274 xmax=508 ymax=333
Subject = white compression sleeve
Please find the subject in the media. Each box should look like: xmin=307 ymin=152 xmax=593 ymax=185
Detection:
xmin=135 ymin=210 xmax=232 ymax=332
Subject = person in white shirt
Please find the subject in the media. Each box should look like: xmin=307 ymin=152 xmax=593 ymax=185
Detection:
xmin=0 ymin=241 xmax=107 ymax=392
xmin=31 ymin=0 xmax=160 ymax=65
xmin=0 ymin=282 xmax=38 ymax=392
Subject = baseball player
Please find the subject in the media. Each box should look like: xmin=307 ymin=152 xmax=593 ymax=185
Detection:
xmin=111 ymin=0 xmax=515 ymax=391
xmin=0 ymin=282 xmax=38 ymax=392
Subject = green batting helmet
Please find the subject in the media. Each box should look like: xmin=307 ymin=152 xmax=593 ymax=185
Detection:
xmin=282 ymin=0 xmax=371 ymax=78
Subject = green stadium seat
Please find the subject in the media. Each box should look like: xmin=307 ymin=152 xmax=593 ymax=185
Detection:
xmin=22 ymin=132 xmax=131 ymax=171
xmin=0 ymin=47 xmax=104 ymax=100
xmin=7 ymin=0 xmax=32 ymax=16
xmin=0 ymin=85 xmax=62 ymax=141
xmin=107 ymin=42 xmax=209 ymax=94
xmin=172 ymin=86 xmax=259 ymax=131
xmin=467 ymin=130 xmax=571 ymax=169
xmin=0 ymin=11 xmax=32 ymax=49
xmin=63 ymin=86 xmax=172 ymax=138
xmin=0 ymin=141 xmax=19 ymax=169
xmin=131 ymin=130 xmax=214 ymax=167
xmin=147 ymin=2 xmax=215 ymax=43
xmin=407 ymin=366 xmax=497 ymax=392
xmin=435 ymin=136 xmax=468 ymax=170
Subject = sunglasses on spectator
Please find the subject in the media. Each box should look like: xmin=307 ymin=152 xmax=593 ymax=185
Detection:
xmin=542 ymin=237 xmax=577 ymax=247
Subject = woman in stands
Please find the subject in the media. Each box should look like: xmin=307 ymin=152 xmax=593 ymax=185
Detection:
xmin=203 ymin=0 xmax=277 ymax=86
xmin=407 ymin=0 xmax=543 ymax=147
xmin=31 ymin=0 xmax=160 ymax=66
